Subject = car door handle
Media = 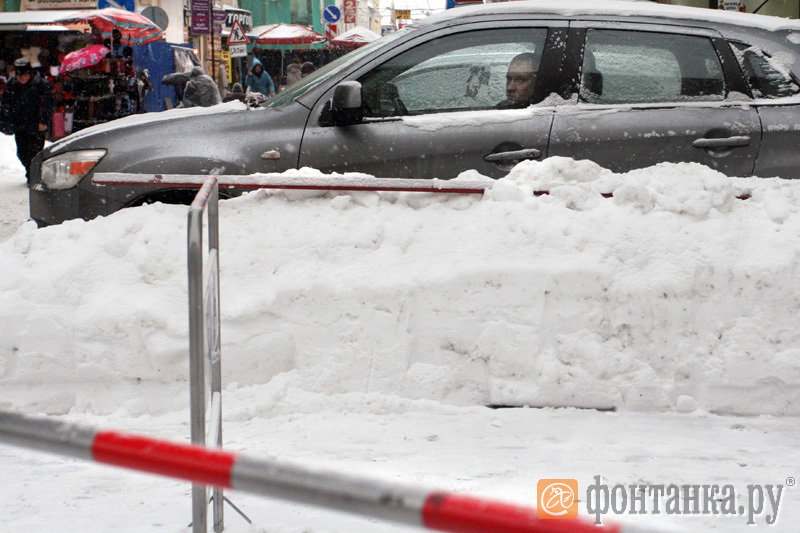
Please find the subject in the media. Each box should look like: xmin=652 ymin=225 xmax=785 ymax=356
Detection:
xmin=483 ymin=148 xmax=542 ymax=162
xmin=692 ymin=136 xmax=750 ymax=149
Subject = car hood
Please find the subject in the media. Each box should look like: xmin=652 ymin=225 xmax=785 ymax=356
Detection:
xmin=47 ymin=100 xmax=250 ymax=157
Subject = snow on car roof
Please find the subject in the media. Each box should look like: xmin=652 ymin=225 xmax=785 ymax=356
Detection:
xmin=424 ymin=0 xmax=800 ymax=33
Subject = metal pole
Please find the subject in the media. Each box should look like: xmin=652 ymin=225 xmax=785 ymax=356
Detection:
xmin=208 ymin=182 xmax=224 ymax=532
xmin=188 ymin=205 xmax=207 ymax=533
xmin=752 ymin=0 xmax=771 ymax=14
xmin=210 ymin=3 xmax=217 ymax=86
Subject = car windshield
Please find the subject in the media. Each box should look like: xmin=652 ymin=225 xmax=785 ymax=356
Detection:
xmin=266 ymin=28 xmax=413 ymax=108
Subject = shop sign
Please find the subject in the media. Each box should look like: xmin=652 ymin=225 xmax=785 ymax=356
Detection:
xmin=229 ymin=44 xmax=247 ymax=58
xmin=23 ymin=0 xmax=95 ymax=9
xmin=343 ymin=0 xmax=356 ymax=15
xmin=191 ymin=0 xmax=210 ymax=35
xmin=718 ymin=0 xmax=746 ymax=11
xmin=213 ymin=9 xmax=226 ymax=35
xmin=345 ymin=14 xmax=356 ymax=24
xmin=223 ymin=8 xmax=252 ymax=34
xmin=221 ymin=51 xmax=232 ymax=83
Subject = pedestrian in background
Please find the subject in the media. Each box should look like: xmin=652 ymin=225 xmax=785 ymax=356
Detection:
xmin=245 ymin=58 xmax=275 ymax=98
xmin=0 ymin=58 xmax=54 ymax=183
xmin=286 ymin=57 xmax=303 ymax=86
xmin=176 ymin=66 xmax=222 ymax=108
xmin=223 ymin=82 xmax=246 ymax=103
xmin=301 ymin=61 xmax=316 ymax=78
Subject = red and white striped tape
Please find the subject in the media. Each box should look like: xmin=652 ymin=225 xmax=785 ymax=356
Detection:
xmin=0 ymin=410 xmax=649 ymax=533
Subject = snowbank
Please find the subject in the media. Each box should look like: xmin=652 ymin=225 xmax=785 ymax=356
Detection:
xmin=2 ymin=157 xmax=799 ymax=417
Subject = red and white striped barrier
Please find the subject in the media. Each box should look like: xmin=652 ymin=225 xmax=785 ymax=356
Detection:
xmin=0 ymin=410 xmax=647 ymax=533
xmin=92 ymin=171 xmax=753 ymax=201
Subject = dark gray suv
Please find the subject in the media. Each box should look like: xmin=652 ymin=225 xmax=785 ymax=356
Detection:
xmin=30 ymin=0 xmax=800 ymax=225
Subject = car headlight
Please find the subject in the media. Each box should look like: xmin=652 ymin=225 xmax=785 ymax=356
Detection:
xmin=41 ymin=149 xmax=106 ymax=190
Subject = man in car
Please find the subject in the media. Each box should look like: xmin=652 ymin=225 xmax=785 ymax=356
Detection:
xmin=497 ymin=52 xmax=539 ymax=109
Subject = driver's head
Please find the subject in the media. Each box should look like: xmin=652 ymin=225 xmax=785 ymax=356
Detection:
xmin=505 ymin=53 xmax=539 ymax=107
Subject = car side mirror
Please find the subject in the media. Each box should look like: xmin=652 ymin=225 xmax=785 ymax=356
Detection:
xmin=330 ymin=81 xmax=363 ymax=125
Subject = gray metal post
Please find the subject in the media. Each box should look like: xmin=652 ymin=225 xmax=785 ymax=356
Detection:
xmin=188 ymin=202 xmax=207 ymax=532
xmin=188 ymin=177 xmax=223 ymax=532
xmin=208 ymin=183 xmax=224 ymax=532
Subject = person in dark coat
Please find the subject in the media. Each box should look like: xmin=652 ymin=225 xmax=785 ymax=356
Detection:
xmin=300 ymin=61 xmax=316 ymax=78
xmin=178 ymin=66 xmax=222 ymax=108
xmin=0 ymin=58 xmax=54 ymax=182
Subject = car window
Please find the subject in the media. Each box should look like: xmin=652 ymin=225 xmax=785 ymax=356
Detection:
xmin=266 ymin=28 xmax=412 ymax=108
xmin=357 ymin=28 xmax=547 ymax=117
xmin=580 ymin=30 xmax=725 ymax=104
xmin=729 ymin=42 xmax=800 ymax=99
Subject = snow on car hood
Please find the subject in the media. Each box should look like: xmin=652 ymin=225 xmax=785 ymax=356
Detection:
xmin=53 ymin=100 xmax=248 ymax=151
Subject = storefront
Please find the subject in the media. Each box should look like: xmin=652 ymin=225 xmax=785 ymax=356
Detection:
xmin=1 ymin=9 xmax=196 ymax=138
xmin=1 ymin=10 xmax=87 ymax=138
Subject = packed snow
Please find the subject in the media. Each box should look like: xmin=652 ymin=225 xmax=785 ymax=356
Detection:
xmin=0 ymin=132 xmax=798 ymax=532
xmin=444 ymin=0 xmax=800 ymax=33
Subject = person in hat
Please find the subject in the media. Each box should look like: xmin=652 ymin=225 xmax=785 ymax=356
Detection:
xmin=178 ymin=66 xmax=222 ymax=108
xmin=223 ymin=82 xmax=246 ymax=103
xmin=300 ymin=61 xmax=316 ymax=78
xmin=245 ymin=58 xmax=275 ymax=98
xmin=0 ymin=58 xmax=54 ymax=183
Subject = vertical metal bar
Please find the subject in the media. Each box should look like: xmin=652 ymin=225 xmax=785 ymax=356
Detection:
xmin=188 ymin=205 xmax=207 ymax=533
xmin=210 ymin=3 xmax=216 ymax=87
xmin=208 ymin=181 xmax=224 ymax=532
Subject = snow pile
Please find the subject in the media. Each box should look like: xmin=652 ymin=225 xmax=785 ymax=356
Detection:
xmin=2 ymin=156 xmax=800 ymax=418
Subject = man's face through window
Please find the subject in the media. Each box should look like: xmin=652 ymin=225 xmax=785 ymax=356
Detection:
xmin=505 ymin=54 xmax=538 ymax=106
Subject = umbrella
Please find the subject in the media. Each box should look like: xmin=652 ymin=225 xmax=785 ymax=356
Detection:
xmin=249 ymin=24 xmax=277 ymax=40
xmin=331 ymin=26 xmax=380 ymax=48
xmin=58 ymin=44 xmax=110 ymax=74
xmin=55 ymin=8 xmax=165 ymax=46
xmin=255 ymin=24 xmax=325 ymax=45
xmin=255 ymin=24 xmax=325 ymax=85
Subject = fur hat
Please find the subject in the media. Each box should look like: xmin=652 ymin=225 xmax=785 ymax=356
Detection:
xmin=14 ymin=57 xmax=33 ymax=76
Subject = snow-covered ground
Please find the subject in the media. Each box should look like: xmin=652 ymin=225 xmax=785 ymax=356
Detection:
xmin=0 ymin=132 xmax=798 ymax=532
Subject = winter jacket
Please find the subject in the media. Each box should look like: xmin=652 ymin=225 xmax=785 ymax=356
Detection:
xmin=286 ymin=62 xmax=302 ymax=86
xmin=178 ymin=66 xmax=222 ymax=108
xmin=0 ymin=72 xmax=54 ymax=135
xmin=245 ymin=59 xmax=275 ymax=96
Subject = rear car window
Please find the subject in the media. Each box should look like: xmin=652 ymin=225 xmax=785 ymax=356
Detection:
xmin=581 ymin=30 xmax=725 ymax=104
xmin=729 ymin=42 xmax=800 ymax=99
xmin=357 ymin=28 xmax=547 ymax=116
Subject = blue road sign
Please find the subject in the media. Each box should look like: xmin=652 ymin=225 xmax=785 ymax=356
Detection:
xmin=98 ymin=0 xmax=136 ymax=11
xmin=323 ymin=5 xmax=341 ymax=24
